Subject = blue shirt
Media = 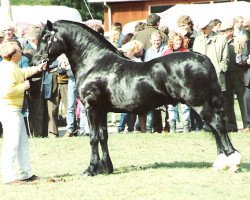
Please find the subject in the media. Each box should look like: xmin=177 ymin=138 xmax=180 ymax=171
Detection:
xmin=144 ymin=44 xmax=167 ymax=62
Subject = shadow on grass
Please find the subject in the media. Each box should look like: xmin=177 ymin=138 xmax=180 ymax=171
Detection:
xmin=113 ymin=161 xmax=250 ymax=174
xmin=113 ymin=161 xmax=212 ymax=174
xmin=42 ymin=163 xmax=250 ymax=179
xmin=241 ymin=163 xmax=250 ymax=172
xmin=43 ymin=173 xmax=74 ymax=182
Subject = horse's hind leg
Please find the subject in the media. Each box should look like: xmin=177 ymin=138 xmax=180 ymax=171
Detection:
xmin=83 ymin=108 xmax=113 ymax=176
xmin=83 ymin=108 xmax=100 ymax=176
xmin=98 ymin=112 xmax=113 ymax=174
xmin=194 ymin=105 xmax=242 ymax=172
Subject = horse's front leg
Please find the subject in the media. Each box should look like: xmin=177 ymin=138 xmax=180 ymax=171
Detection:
xmin=83 ymin=108 xmax=113 ymax=176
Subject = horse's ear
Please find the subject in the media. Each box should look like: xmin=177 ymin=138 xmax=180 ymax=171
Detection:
xmin=47 ymin=20 xmax=53 ymax=31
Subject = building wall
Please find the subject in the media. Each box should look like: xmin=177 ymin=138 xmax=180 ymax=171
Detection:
xmin=103 ymin=0 xmax=232 ymax=31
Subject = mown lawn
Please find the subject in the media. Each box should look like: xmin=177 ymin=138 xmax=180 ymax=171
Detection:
xmin=0 ymin=130 xmax=250 ymax=200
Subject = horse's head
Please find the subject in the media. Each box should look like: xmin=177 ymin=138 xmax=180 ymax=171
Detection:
xmin=32 ymin=20 xmax=66 ymax=67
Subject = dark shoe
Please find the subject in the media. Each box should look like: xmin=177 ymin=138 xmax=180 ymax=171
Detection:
xmin=227 ymin=129 xmax=238 ymax=133
xmin=118 ymin=127 xmax=124 ymax=133
xmin=21 ymin=175 xmax=40 ymax=182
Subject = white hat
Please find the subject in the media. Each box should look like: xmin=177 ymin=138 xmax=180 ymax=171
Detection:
xmin=197 ymin=19 xmax=214 ymax=29
xmin=218 ymin=21 xmax=233 ymax=32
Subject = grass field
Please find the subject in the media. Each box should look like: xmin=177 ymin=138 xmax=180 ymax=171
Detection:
xmin=0 ymin=130 xmax=250 ymax=200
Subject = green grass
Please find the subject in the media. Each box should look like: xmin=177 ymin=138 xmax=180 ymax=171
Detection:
xmin=0 ymin=131 xmax=250 ymax=200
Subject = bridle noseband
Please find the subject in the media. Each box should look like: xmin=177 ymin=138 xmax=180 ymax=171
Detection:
xmin=34 ymin=30 xmax=58 ymax=63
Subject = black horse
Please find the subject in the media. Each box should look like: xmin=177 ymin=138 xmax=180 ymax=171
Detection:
xmin=32 ymin=20 xmax=241 ymax=175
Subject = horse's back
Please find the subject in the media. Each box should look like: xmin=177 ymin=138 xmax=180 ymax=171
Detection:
xmin=151 ymin=51 xmax=222 ymax=106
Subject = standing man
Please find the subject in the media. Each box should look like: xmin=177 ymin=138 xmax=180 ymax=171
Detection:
xmin=219 ymin=21 xmax=246 ymax=132
xmin=132 ymin=13 xmax=167 ymax=50
xmin=237 ymin=38 xmax=250 ymax=132
xmin=44 ymin=59 xmax=68 ymax=138
xmin=193 ymin=19 xmax=229 ymax=131
xmin=144 ymin=31 xmax=167 ymax=133
xmin=23 ymin=25 xmax=49 ymax=137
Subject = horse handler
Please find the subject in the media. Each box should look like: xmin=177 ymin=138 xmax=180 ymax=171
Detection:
xmin=0 ymin=41 xmax=46 ymax=184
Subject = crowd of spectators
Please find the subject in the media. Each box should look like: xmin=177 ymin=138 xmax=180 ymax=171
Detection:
xmin=108 ymin=13 xmax=250 ymax=134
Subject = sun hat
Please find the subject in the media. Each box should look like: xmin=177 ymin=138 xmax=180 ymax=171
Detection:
xmin=197 ymin=18 xmax=214 ymax=29
xmin=218 ymin=21 xmax=233 ymax=32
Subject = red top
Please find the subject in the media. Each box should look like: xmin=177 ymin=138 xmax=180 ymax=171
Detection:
xmin=162 ymin=47 xmax=189 ymax=56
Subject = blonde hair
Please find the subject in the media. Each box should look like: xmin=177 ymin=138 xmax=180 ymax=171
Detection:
xmin=177 ymin=15 xmax=194 ymax=29
xmin=150 ymin=31 xmax=163 ymax=40
xmin=167 ymin=32 xmax=188 ymax=49
xmin=121 ymin=40 xmax=143 ymax=54
xmin=233 ymin=16 xmax=244 ymax=25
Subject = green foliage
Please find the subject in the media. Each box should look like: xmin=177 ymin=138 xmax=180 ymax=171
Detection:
xmin=50 ymin=0 xmax=104 ymax=21
xmin=11 ymin=0 xmax=50 ymax=5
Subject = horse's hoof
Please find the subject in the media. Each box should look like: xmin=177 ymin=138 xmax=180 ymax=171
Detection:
xmin=83 ymin=167 xmax=97 ymax=176
xmin=228 ymin=151 xmax=242 ymax=168
xmin=83 ymin=170 xmax=96 ymax=176
xmin=213 ymin=154 xmax=228 ymax=171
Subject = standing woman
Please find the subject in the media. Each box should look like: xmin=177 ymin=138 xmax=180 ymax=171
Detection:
xmin=0 ymin=41 xmax=46 ymax=184
xmin=162 ymin=32 xmax=190 ymax=133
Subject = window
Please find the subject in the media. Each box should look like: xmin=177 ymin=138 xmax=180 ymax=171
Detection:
xmin=149 ymin=5 xmax=173 ymax=13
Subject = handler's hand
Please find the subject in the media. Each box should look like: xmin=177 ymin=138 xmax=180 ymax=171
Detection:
xmin=36 ymin=61 xmax=47 ymax=72
xmin=23 ymin=80 xmax=30 ymax=90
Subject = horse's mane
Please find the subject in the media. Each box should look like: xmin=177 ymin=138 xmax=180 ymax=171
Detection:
xmin=56 ymin=20 xmax=125 ymax=57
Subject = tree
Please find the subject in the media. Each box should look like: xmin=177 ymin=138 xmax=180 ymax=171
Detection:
xmin=1 ymin=0 xmax=13 ymax=21
xmin=50 ymin=0 xmax=103 ymax=21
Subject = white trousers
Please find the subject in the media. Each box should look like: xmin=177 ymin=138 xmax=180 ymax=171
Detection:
xmin=0 ymin=108 xmax=33 ymax=183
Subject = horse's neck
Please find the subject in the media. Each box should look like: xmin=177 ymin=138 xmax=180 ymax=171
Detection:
xmin=67 ymin=37 xmax=118 ymax=68
xmin=60 ymin=25 xmax=121 ymax=73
